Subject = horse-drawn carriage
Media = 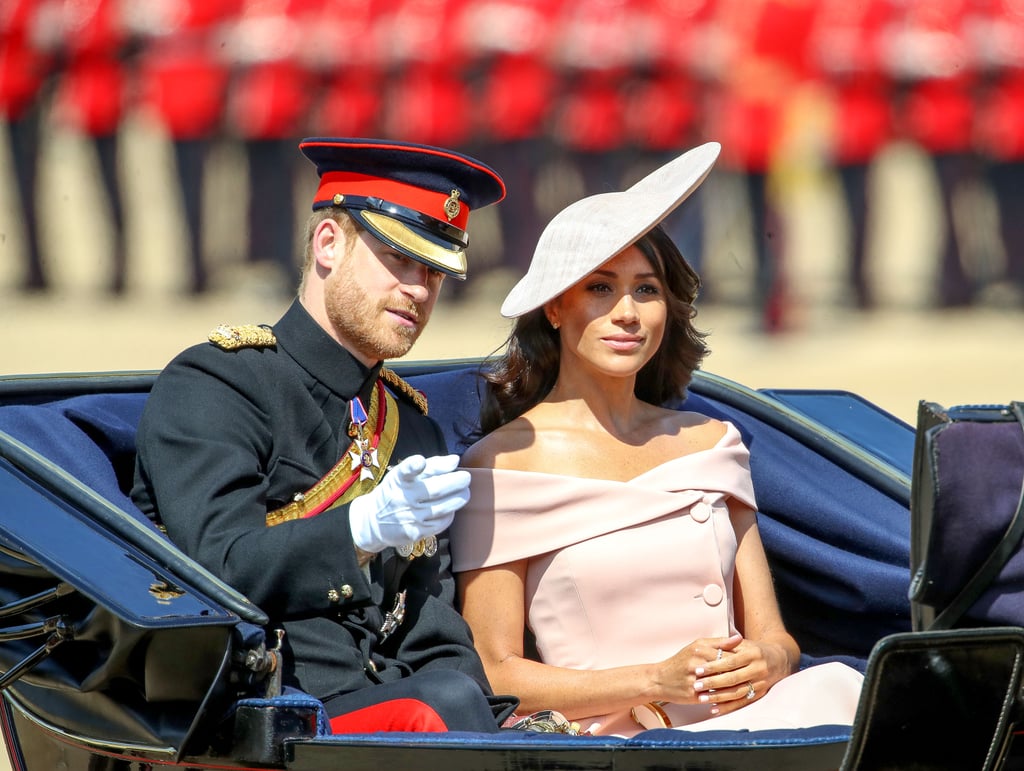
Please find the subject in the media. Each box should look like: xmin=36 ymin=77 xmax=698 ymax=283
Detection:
xmin=0 ymin=360 xmax=1020 ymax=770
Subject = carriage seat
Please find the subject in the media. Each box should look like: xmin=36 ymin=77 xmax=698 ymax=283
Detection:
xmin=0 ymin=365 xmax=910 ymax=668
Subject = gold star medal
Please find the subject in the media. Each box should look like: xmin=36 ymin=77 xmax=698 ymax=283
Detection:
xmin=347 ymin=397 xmax=379 ymax=482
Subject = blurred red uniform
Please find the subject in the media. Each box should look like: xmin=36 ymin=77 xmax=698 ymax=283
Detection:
xmin=888 ymin=0 xmax=979 ymax=307
xmin=550 ymin=0 xmax=645 ymax=201
xmin=226 ymin=0 xmax=320 ymax=287
xmin=134 ymin=0 xmax=239 ymax=140
xmin=624 ymin=0 xmax=720 ymax=281
xmin=709 ymin=0 xmax=822 ymax=332
xmin=971 ymin=0 xmax=1024 ymax=297
xmin=458 ymin=0 xmax=560 ymax=276
xmin=133 ymin=0 xmax=241 ymax=293
xmin=305 ymin=0 xmax=392 ymax=139
xmin=376 ymin=0 xmax=474 ymax=150
xmin=811 ymin=0 xmax=898 ymax=308
xmin=52 ymin=0 xmax=126 ymax=137
xmin=0 ymin=0 xmax=52 ymax=122
xmin=1 ymin=0 xmax=54 ymax=290
xmin=51 ymin=0 xmax=130 ymax=293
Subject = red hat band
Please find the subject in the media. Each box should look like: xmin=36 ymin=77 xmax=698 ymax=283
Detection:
xmin=314 ymin=172 xmax=470 ymax=231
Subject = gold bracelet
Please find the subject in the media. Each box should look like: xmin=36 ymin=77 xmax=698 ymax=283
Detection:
xmin=630 ymin=701 xmax=673 ymax=729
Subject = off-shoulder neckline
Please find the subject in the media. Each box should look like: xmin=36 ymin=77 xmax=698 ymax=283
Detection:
xmin=462 ymin=421 xmax=741 ymax=484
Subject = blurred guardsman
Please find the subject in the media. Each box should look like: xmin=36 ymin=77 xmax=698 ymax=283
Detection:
xmin=458 ymin=0 xmax=560 ymax=279
xmin=0 ymin=0 xmax=54 ymax=292
xmin=50 ymin=0 xmax=130 ymax=293
xmin=132 ymin=137 xmax=515 ymax=733
xmin=811 ymin=0 xmax=897 ymax=310
xmin=888 ymin=0 xmax=978 ymax=307
xmin=225 ymin=0 xmax=317 ymax=290
xmin=709 ymin=0 xmax=822 ymax=333
xmin=131 ymin=0 xmax=242 ymax=295
xmin=972 ymin=0 xmax=1024 ymax=303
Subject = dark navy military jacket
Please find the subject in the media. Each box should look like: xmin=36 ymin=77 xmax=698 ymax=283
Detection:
xmin=132 ymin=300 xmax=491 ymax=701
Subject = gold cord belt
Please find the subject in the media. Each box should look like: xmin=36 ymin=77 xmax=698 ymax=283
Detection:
xmin=266 ymin=379 xmax=400 ymax=526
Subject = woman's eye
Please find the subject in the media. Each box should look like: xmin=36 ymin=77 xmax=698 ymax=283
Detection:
xmin=587 ymin=282 xmax=612 ymax=293
xmin=637 ymin=284 xmax=661 ymax=296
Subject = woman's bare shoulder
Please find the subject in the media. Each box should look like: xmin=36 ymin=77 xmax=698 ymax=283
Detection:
xmin=658 ymin=410 xmax=729 ymax=455
xmin=460 ymin=417 xmax=537 ymax=469
xmin=659 ymin=406 xmax=724 ymax=433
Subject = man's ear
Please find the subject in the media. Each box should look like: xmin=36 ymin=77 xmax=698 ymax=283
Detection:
xmin=313 ymin=218 xmax=340 ymax=270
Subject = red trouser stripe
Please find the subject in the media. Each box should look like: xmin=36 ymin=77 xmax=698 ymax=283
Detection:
xmin=328 ymin=698 xmax=447 ymax=733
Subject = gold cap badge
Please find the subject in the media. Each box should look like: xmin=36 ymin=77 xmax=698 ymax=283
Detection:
xmin=444 ymin=189 xmax=461 ymax=221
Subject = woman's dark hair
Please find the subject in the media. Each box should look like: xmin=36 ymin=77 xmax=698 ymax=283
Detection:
xmin=477 ymin=224 xmax=709 ymax=435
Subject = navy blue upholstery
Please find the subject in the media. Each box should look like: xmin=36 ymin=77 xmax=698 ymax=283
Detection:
xmin=0 ymin=392 xmax=149 ymax=524
xmin=0 ymin=366 xmax=912 ymax=667
xmin=308 ymin=723 xmax=850 ymax=748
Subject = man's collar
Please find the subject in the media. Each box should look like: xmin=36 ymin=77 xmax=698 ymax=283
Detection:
xmin=274 ymin=300 xmax=382 ymax=399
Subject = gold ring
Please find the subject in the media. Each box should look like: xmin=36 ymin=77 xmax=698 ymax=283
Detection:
xmin=746 ymin=682 xmax=756 ymax=700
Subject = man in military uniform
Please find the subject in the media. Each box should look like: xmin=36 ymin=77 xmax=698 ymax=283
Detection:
xmin=131 ymin=137 xmax=514 ymax=732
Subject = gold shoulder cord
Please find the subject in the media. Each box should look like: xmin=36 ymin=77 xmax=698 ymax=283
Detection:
xmin=380 ymin=367 xmax=428 ymax=415
xmin=208 ymin=324 xmax=277 ymax=351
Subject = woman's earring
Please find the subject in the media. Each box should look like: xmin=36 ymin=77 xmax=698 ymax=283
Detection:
xmin=550 ymin=319 xmax=560 ymax=330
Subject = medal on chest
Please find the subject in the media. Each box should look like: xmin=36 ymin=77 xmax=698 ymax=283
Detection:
xmin=348 ymin=397 xmax=380 ymax=481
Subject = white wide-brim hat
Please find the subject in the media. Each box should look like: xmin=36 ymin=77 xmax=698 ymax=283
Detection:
xmin=501 ymin=142 xmax=721 ymax=318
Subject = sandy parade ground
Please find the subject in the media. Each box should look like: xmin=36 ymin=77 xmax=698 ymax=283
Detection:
xmin=5 ymin=283 xmax=1023 ymax=426
xmin=3 ymin=124 xmax=1023 ymax=424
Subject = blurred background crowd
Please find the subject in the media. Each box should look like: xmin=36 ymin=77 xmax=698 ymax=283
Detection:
xmin=2 ymin=0 xmax=1024 ymax=336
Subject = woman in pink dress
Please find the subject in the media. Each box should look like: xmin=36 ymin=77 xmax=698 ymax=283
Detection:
xmin=450 ymin=143 xmax=863 ymax=738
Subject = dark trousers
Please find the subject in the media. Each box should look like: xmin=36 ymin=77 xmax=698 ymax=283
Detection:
xmin=173 ymin=138 xmax=208 ymax=294
xmin=8 ymin=105 xmax=45 ymax=290
xmin=989 ymin=157 xmax=1024 ymax=287
xmin=932 ymin=152 xmax=975 ymax=307
xmin=494 ymin=137 xmax=549 ymax=277
xmin=839 ymin=162 xmax=872 ymax=308
xmin=246 ymin=138 xmax=299 ymax=288
xmin=94 ymin=133 xmax=126 ymax=294
xmin=746 ymin=171 xmax=787 ymax=332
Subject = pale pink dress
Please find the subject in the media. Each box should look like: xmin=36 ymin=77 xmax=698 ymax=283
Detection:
xmin=451 ymin=422 xmax=863 ymax=737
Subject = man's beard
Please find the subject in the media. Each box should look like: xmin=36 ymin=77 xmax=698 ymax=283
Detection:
xmin=324 ymin=274 xmax=428 ymax=361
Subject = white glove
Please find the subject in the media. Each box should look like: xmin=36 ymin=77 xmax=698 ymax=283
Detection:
xmin=349 ymin=454 xmax=470 ymax=554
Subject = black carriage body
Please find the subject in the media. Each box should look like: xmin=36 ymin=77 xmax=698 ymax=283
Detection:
xmin=0 ymin=359 xmax=984 ymax=770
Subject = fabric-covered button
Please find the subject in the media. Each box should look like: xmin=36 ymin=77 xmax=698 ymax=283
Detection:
xmin=702 ymin=584 xmax=724 ymax=606
xmin=690 ymin=501 xmax=712 ymax=523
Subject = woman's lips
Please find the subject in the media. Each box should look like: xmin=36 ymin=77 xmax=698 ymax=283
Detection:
xmin=601 ymin=334 xmax=644 ymax=352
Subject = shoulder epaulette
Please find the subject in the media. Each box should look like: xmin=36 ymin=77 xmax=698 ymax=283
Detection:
xmin=381 ymin=367 xmax=428 ymax=415
xmin=208 ymin=324 xmax=277 ymax=351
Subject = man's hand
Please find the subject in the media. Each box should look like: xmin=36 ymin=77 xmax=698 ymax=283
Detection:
xmin=349 ymin=454 xmax=470 ymax=553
